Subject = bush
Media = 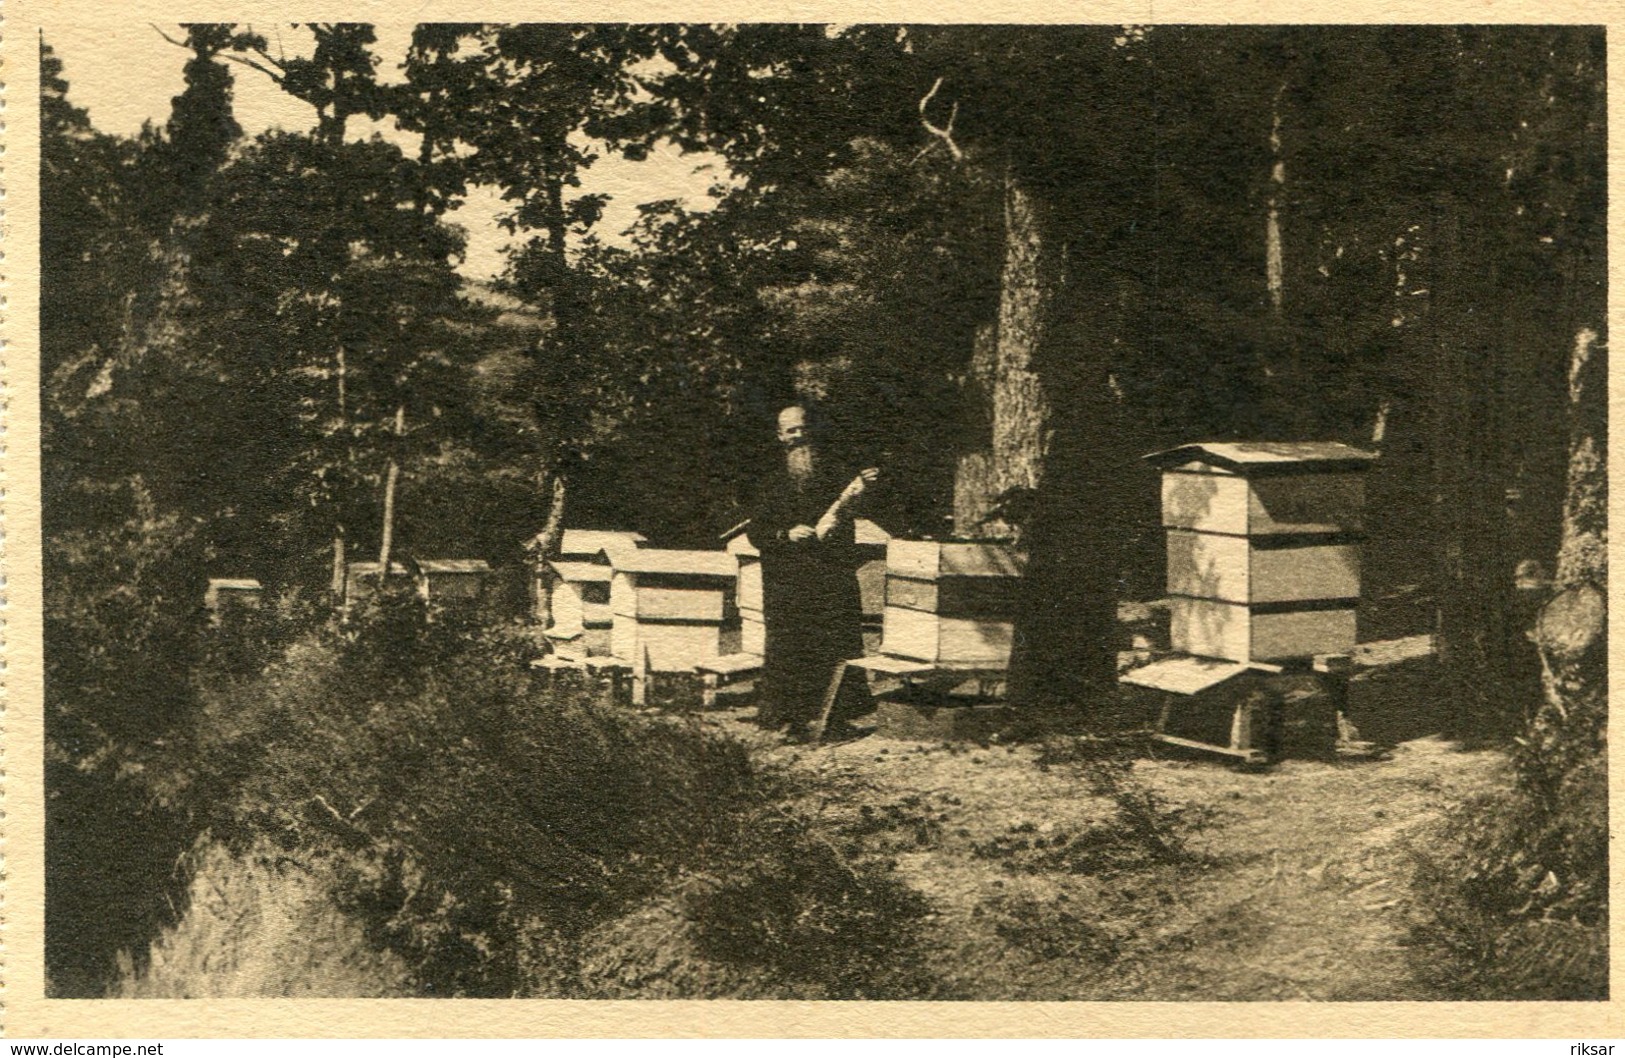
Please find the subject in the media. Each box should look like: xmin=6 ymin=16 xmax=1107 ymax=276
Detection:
xmin=203 ymin=604 xmax=933 ymax=997
xmin=1407 ymin=758 xmax=1607 ymax=1000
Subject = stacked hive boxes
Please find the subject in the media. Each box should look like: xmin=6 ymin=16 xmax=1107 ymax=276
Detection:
xmin=1146 ymin=441 xmax=1376 ymax=663
xmin=723 ymin=533 xmax=766 ymax=657
xmin=609 ymin=549 xmax=740 ymax=671
xmin=853 ymin=518 xmax=891 ymax=635
xmin=880 ymin=540 xmax=1026 ymax=665
xmin=548 ymin=530 xmax=646 ymax=656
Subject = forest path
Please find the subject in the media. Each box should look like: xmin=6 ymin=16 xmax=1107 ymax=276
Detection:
xmin=733 ymin=715 xmax=1508 ymax=1001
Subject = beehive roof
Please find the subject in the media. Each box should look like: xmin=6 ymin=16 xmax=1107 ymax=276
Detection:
xmin=559 ymin=529 xmax=647 ymax=558
xmin=549 ymin=560 xmax=613 ymax=582
xmin=418 ymin=559 xmax=491 ymax=574
xmin=1144 ymin=441 xmax=1377 ymax=473
xmin=347 ymin=561 xmax=413 ymax=577
xmin=208 ymin=578 xmax=262 ymax=591
xmin=854 ymin=518 xmax=891 ymax=545
xmin=611 ymin=549 xmax=738 ymax=578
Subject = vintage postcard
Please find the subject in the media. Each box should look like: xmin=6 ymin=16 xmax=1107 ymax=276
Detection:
xmin=2 ymin=0 xmax=1619 ymax=1039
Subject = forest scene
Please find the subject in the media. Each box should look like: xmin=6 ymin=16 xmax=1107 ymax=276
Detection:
xmin=41 ymin=24 xmax=1605 ymax=1001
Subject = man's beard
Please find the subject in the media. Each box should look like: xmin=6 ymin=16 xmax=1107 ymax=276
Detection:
xmin=786 ymin=443 xmax=816 ymax=483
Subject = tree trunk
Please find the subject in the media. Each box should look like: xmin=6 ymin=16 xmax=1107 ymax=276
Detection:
xmin=331 ymin=529 xmax=347 ymax=602
xmin=953 ymin=169 xmax=1059 ymax=539
xmin=1526 ymin=326 xmax=1606 ymax=791
xmin=376 ymin=403 xmax=407 ymax=578
xmin=530 ymin=471 xmax=568 ymax=625
xmin=999 ymin=179 xmax=1125 ymax=712
xmin=1266 ymin=84 xmax=1286 ymax=317
xmin=952 ymin=322 xmax=998 ymax=536
xmin=1425 ymin=202 xmax=1518 ymax=734
xmin=330 ymin=345 xmax=350 ymax=602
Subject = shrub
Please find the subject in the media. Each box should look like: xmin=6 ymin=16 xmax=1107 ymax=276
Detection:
xmin=1407 ymin=756 xmax=1607 ymax=1000
xmin=204 ymin=605 xmax=934 ymax=997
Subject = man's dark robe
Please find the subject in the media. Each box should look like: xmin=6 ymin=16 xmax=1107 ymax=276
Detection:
xmin=746 ymin=457 xmax=871 ymax=729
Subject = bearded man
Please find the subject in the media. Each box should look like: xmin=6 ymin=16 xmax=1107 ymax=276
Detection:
xmin=746 ymin=405 xmax=878 ymax=740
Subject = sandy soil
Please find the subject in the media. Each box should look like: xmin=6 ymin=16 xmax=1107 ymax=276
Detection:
xmin=718 ymin=710 xmax=1509 ymax=1001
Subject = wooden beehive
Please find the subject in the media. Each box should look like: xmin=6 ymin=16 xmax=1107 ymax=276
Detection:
xmin=724 ymin=532 xmax=766 ymax=657
xmin=205 ymin=578 xmax=262 ymax=624
xmin=346 ymin=558 xmax=489 ymax=611
xmin=418 ymin=559 xmax=491 ymax=604
xmin=854 ymin=518 xmax=891 ymax=623
xmin=881 ymin=540 xmax=1025 ymax=665
xmin=1146 ymin=441 xmax=1376 ymax=663
xmin=345 ymin=560 xmax=408 ymax=605
xmin=546 ymin=530 xmax=645 ymax=655
xmin=610 ymin=549 xmax=739 ymax=671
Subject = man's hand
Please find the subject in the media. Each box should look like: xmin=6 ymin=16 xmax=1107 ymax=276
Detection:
xmin=787 ymin=524 xmax=816 ymax=543
xmin=843 ymin=467 xmax=881 ymax=500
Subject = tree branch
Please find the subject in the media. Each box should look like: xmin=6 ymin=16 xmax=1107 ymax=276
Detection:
xmin=223 ymin=50 xmax=288 ymax=86
xmin=149 ymin=23 xmax=190 ymax=50
xmin=918 ymin=77 xmax=964 ymax=162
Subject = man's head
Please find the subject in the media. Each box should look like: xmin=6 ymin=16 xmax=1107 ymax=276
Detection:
xmin=776 ymin=405 xmax=811 ymax=449
xmin=777 ymin=405 xmax=817 ymax=480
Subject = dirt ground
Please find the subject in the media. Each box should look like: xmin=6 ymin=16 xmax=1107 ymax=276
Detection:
xmin=712 ymin=706 xmax=1510 ymax=1001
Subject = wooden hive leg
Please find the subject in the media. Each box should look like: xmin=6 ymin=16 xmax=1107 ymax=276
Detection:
xmin=631 ymin=645 xmax=651 ymax=707
xmin=702 ymin=671 xmax=720 ymax=711
xmin=1229 ymin=696 xmax=1252 ymax=754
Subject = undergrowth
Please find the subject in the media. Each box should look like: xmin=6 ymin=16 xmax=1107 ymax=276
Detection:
xmin=1406 ymin=754 xmax=1607 ymax=999
xmin=136 ymin=593 xmax=937 ymax=998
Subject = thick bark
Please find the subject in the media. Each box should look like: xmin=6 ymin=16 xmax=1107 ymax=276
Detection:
xmin=991 ymin=172 xmax=1056 ymax=500
xmin=953 ymin=170 xmax=1059 ymax=539
xmin=999 ymin=187 xmax=1125 ymax=712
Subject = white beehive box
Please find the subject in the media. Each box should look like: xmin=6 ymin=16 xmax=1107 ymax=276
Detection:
xmin=546 ymin=530 xmax=644 ymax=653
xmin=609 ymin=549 xmax=739 ymax=671
xmin=724 ymin=532 xmax=766 ymax=657
xmin=881 ymin=540 xmax=1026 ymax=665
xmin=346 ymin=559 xmax=489 ymax=610
xmin=854 ymin=518 xmax=890 ymax=621
xmin=1146 ymin=441 xmax=1376 ymax=662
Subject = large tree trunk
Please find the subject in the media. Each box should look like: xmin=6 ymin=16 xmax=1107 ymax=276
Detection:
xmin=999 ymin=181 xmax=1127 ymax=712
xmin=1430 ymin=205 xmax=1517 ymax=734
xmin=952 ymin=169 xmax=1059 ymax=539
xmin=952 ymin=322 xmax=998 ymax=535
xmin=1526 ymin=326 xmax=1606 ymax=788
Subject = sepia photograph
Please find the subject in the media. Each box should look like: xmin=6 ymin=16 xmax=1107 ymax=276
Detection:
xmin=30 ymin=18 xmax=1605 ymax=1011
